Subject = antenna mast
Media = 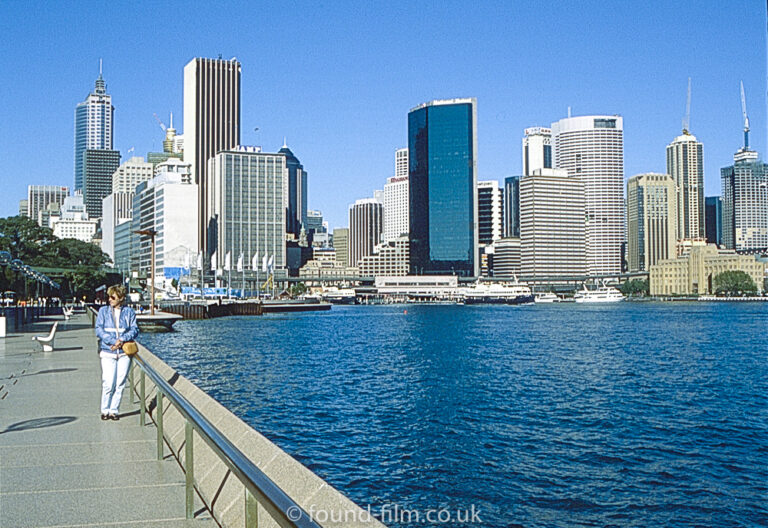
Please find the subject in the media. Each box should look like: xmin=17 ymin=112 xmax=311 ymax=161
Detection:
xmin=740 ymin=81 xmax=750 ymax=149
xmin=682 ymin=77 xmax=691 ymax=134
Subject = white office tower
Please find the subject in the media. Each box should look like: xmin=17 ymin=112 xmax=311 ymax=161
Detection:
xmin=490 ymin=237 xmax=521 ymax=278
xmin=627 ymin=173 xmax=677 ymax=272
xmin=74 ymin=66 xmax=113 ymax=192
xmin=666 ymin=133 xmax=704 ymax=241
xmin=51 ymin=194 xmax=98 ymax=242
xmin=477 ymin=180 xmax=503 ymax=246
xmin=207 ymin=147 xmax=286 ymax=272
xmin=520 ymin=168 xmax=586 ymax=278
xmin=112 ymin=156 xmax=154 ymax=193
xmin=383 ymin=175 xmax=409 ymax=243
xmin=551 ymin=115 xmax=624 ymax=275
xmin=101 ymin=192 xmax=135 ymax=265
xmin=522 ymin=127 xmax=552 ymax=175
xmin=27 ymin=185 xmax=69 ymax=226
xmin=395 ymin=147 xmax=409 ymax=178
xmin=183 ymin=57 xmax=241 ymax=253
xmin=349 ymin=198 xmax=383 ymax=267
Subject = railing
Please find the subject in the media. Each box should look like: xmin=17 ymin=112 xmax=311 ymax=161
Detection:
xmin=87 ymin=306 xmax=322 ymax=527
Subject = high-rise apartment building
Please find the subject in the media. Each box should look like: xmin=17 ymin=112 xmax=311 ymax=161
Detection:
xmin=395 ymin=148 xmax=408 ymax=179
xmin=408 ymin=98 xmax=478 ymax=277
xmin=207 ymin=147 xmax=286 ymax=273
xmin=504 ymin=176 xmax=520 ymax=238
xmin=477 ymin=180 xmax=503 ymax=246
xmin=626 ymin=173 xmax=677 ymax=272
xmin=27 ymin=186 xmax=69 ymax=226
xmin=83 ymin=149 xmax=121 ymax=218
xmin=520 ymin=168 xmax=586 ymax=278
xmin=705 ymin=196 xmax=722 ymax=246
xmin=183 ymin=57 xmax=241 ymax=253
xmin=667 ymin=133 xmax=704 ymax=241
xmin=551 ymin=115 xmax=624 ymax=275
xmin=522 ymin=127 xmax=552 ymax=176
xmin=74 ymin=67 xmax=114 ymax=192
xmin=112 ymin=157 xmax=154 ymax=194
xmin=279 ymin=144 xmax=308 ymax=239
xmin=332 ymin=228 xmax=349 ymax=267
xmin=721 ymin=152 xmax=768 ymax=252
xmin=383 ymin=174 xmax=409 ymax=243
xmin=349 ymin=199 xmax=383 ymax=268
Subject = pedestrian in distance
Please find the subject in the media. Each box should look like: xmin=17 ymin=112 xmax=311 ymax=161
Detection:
xmin=95 ymin=284 xmax=139 ymax=421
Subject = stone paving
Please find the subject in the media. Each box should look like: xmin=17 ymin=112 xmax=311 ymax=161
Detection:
xmin=0 ymin=311 xmax=215 ymax=527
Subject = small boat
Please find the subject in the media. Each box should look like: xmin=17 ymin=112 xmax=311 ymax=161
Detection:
xmin=573 ymin=282 xmax=624 ymax=303
xmin=535 ymin=292 xmax=560 ymax=303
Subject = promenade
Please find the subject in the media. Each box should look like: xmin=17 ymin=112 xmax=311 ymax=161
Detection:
xmin=0 ymin=311 xmax=214 ymax=527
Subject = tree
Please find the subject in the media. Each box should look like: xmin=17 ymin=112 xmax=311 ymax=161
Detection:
xmin=619 ymin=279 xmax=649 ymax=296
xmin=288 ymin=282 xmax=307 ymax=298
xmin=712 ymin=270 xmax=757 ymax=296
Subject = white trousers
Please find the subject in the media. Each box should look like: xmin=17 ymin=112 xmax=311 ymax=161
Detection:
xmin=100 ymin=354 xmax=132 ymax=414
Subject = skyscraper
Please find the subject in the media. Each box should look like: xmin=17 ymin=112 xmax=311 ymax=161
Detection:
xmin=551 ymin=115 xmax=624 ymax=275
xmin=111 ymin=157 xmax=154 ymax=194
xmin=332 ymin=227 xmax=349 ymax=267
xmin=477 ymin=180 xmax=503 ymax=246
xmin=503 ymin=176 xmax=520 ymax=238
xmin=278 ymin=143 xmax=308 ymax=239
xmin=408 ymin=98 xmax=478 ymax=277
xmin=83 ymin=149 xmax=121 ymax=218
xmin=395 ymin=148 xmax=408 ymax=179
xmin=27 ymin=186 xmax=69 ymax=226
xmin=626 ymin=173 xmax=677 ymax=272
xmin=667 ymin=133 xmax=704 ymax=241
xmin=383 ymin=174 xmax=409 ymax=243
xmin=183 ymin=57 xmax=241 ymax=254
xmin=349 ymin=198 xmax=383 ymax=268
xmin=721 ymin=153 xmax=768 ymax=252
xmin=522 ymin=127 xmax=552 ymax=175
xmin=74 ymin=65 xmax=114 ymax=192
xmin=705 ymin=196 xmax=722 ymax=246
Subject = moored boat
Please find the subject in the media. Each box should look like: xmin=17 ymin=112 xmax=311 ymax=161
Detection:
xmin=573 ymin=282 xmax=624 ymax=303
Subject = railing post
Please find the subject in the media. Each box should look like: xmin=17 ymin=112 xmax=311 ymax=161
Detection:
xmin=245 ymin=488 xmax=259 ymax=527
xmin=185 ymin=421 xmax=194 ymax=519
xmin=156 ymin=390 xmax=164 ymax=460
xmin=140 ymin=370 xmax=146 ymax=426
xmin=129 ymin=363 xmax=136 ymax=404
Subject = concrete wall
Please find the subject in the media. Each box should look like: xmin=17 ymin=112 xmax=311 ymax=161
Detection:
xmin=132 ymin=344 xmax=386 ymax=528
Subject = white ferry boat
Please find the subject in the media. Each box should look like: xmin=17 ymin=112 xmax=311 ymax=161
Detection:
xmin=459 ymin=281 xmax=534 ymax=305
xmin=573 ymin=282 xmax=625 ymax=303
xmin=321 ymin=287 xmax=357 ymax=304
xmin=534 ymin=292 xmax=560 ymax=303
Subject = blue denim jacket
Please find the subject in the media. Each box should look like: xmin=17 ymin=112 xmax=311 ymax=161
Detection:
xmin=95 ymin=305 xmax=139 ymax=355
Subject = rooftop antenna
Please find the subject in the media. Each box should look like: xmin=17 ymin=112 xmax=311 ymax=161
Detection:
xmin=283 ymin=136 xmax=287 ymax=148
xmin=567 ymin=106 xmax=572 ymax=118
xmin=682 ymin=77 xmax=691 ymax=134
xmin=740 ymin=81 xmax=750 ymax=149
xmin=169 ymin=112 xmax=173 ymax=130
xmin=153 ymin=113 xmax=167 ymax=132
xmin=99 ymin=58 xmax=103 ymax=76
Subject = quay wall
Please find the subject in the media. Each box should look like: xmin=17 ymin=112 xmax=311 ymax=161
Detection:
xmin=133 ymin=342 xmax=385 ymax=528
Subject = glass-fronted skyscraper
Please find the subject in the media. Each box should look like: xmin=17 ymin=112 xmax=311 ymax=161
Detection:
xmin=279 ymin=144 xmax=308 ymax=239
xmin=408 ymin=98 xmax=478 ymax=277
xmin=705 ymin=196 xmax=722 ymax=246
xmin=503 ymin=176 xmax=520 ymax=238
xmin=721 ymin=153 xmax=768 ymax=252
xmin=74 ymin=70 xmax=114 ymax=193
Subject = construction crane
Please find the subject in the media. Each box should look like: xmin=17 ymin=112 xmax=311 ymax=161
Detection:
xmin=153 ymin=113 xmax=167 ymax=133
xmin=682 ymin=77 xmax=691 ymax=135
xmin=740 ymin=81 xmax=750 ymax=149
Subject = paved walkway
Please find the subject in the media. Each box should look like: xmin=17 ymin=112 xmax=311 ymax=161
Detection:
xmin=0 ymin=312 xmax=215 ymax=527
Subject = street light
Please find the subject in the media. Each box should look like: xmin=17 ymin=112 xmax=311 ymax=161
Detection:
xmin=134 ymin=229 xmax=157 ymax=315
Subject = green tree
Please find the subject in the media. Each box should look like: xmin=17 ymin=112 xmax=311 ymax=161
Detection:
xmin=712 ymin=270 xmax=757 ymax=296
xmin=289 ymin=282 xmax=307 ymax=298
xmin=619 ymin=279 xmax=649 ymax=296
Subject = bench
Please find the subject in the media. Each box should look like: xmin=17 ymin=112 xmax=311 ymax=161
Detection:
xmin=62 ymin=306 xmax=74 ymax=320
xmin=32 ymin=322 xmax=58 ymax=352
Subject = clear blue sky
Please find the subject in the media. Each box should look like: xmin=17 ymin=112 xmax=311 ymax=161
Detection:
xmin=0 ymin=1 xmax=765 ymax=230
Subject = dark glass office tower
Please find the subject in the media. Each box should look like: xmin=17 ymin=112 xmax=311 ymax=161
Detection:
xmin=705 ymin=196 xmax=722 ymax=246
xmin=408 ymin=98 xmax=478 ymax=277
xmin=504 ymin=176 xmax=520 ymax=238
xmin=278 ymin=144 xmax=308 ymax=238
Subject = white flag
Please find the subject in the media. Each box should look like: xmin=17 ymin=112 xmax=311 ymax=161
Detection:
xmin=252 ymin=253 xmax=259 ymax=272
xmin=210 ymin=251 xmax=217 ymax=271
xmin=182 ymin=252 xmax=190 ymax=270
xmin=224 ymin=251 xmax=231 ymax=271
xmin=267 ymin=255 xmax=274 ymax=273
xmin=196 ymin=252 xmax=203 ymax=271
xmin=262 ymin=255 xmax=268 ymax=273
xmin=236 ymin=253 xmax=244 ymax=272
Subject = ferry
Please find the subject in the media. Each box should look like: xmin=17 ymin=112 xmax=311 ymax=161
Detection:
xmin=459 ymin=281 xmax=534 ymax=305
xmin=573 ymin=282 xmax=625 ymax=303
xmin=534 ymin=292 xmax=560 ymax=303
xmin=321 ymin=287 xmax=357 ymax=305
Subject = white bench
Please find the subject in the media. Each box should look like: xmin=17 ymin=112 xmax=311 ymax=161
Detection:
xmin=33 ymin=322 xmax=58 ymax=352
xmin=62 ymin=306 xmax=74 ymax=320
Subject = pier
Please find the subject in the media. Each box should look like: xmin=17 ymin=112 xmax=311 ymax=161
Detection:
xmin=0 ymin=309 xmax=381 ymax=527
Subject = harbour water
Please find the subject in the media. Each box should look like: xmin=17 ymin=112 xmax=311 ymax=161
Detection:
xmin=140 ymin=303 xmax=768 ymax=527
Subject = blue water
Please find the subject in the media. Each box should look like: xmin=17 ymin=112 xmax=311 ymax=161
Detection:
xmin=140 ymin=303 xmax=768 ymax=527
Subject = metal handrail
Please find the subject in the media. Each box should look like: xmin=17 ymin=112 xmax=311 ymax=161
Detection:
xmin=132 ymin=352 xmax=322 ymax=528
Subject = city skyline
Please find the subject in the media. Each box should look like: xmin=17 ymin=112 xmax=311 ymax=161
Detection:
xmin=0 ymin=1 xmax=766 ymax=231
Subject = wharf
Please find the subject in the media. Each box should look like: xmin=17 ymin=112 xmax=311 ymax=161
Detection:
xmin=0 ymin=312 xmax=214 ymax=527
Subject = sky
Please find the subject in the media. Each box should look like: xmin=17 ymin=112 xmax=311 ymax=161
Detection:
xmin=0 ymin=0 xmax=766 ymax=230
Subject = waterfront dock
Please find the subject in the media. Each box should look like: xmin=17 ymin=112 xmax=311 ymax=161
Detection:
xmin=1 ymin=310 xmax=382 ymax=528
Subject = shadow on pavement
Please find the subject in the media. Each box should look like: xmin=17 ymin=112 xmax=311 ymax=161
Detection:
xmin=0 ymin=416 xmax=77 ymax=434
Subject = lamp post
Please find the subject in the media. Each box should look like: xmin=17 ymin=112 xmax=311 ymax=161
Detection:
xmin=134 ymin=229 xmax=157 ymax=315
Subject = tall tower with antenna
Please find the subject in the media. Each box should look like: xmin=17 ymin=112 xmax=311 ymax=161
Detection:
xmin=667 ymin=78 xmax=705 ymax=242
xmin=735 ymin=81 xmax=758 ymax=162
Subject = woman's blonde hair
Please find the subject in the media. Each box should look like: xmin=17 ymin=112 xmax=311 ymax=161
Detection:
xmin=107 ymin=284 xmax=127 ymax=300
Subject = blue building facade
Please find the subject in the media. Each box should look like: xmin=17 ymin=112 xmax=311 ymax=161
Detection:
xmin=278 ymin=145 xmax=307 ymax=239
xmin=504 ymin=176 xmax=520 ymax=238
xmin=408 ymin=99 xmax=478 ymax=277
xmin=705 ymin=196 xmax=722 ymax=246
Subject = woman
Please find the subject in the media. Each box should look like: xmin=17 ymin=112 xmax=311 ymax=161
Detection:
xmin=95 ymin=285 xmax=139 ymax=420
